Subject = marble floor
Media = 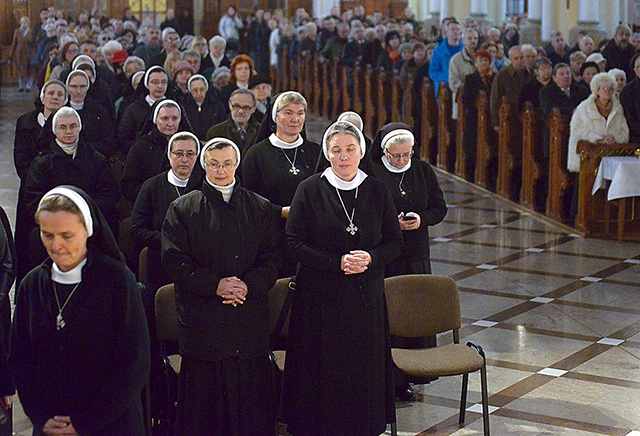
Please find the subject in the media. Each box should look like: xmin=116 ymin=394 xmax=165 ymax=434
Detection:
xmin=2 ymin=84 xmax=640 ymax=435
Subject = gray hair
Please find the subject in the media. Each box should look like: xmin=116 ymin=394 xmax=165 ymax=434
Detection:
xmin=324 ymin=121 xmax=362 ymax=147
xmin=209 ymin=35 xmax=226 ymax=48
xmin=123 ymin=55 xmax=145 ymax=72
xmin=230 ymin=88 xmax=257 ymax=105
xmin=384 ymin=132 xmax=414 ymax=149
xmin=590 ymin=72 xmax=617 ymax=94
xmin=53 ymin=106 xmax=82 ymax=131
xmin=102 ymin=40 xmax=123 ymax=56
xmin=162 ymin=27 xmax=178 ymax=41
xmin=508 ymin=45 xmax=522 ymax=57
xmin=275 ymin=91 xmax=307 ymax=113
xmin=462 ymin=28 xmax=478 ymax=39
xmin=182 ymin=49 xmax=201 ymax=60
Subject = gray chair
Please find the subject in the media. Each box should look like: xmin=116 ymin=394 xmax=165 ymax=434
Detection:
xmin=385 ymin=274 xmax=490 ymax=436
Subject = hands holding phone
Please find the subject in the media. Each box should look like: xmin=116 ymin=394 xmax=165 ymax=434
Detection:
xmin=398 ymin=212 xmax=421 ymax=231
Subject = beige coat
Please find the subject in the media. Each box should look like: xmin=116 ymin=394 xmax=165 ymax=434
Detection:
xmin=9 ymin=27 xmax=33 ymax=77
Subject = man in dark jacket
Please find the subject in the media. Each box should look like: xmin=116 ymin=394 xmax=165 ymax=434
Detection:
xmin=620 ymin=54 xmax=640 ymax=143
xmin=602 ymin=24 xmax=636 ymax=80
xmin=206 ymin=89 xmax=260 ymax=155
xmin=149 ymin=27 xmax=180 ymax=67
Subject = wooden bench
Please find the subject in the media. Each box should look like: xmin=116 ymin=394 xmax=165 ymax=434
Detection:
xmin=475 ymin=90 xmax=494 ymax=189
xmin=546 ymin=109 xmax=572 ymax=223
xmin=454 ymin=89 xmax=466 ymax=179
xmin=437 ymin=84 xmax=453 ymax=171
xmin=496 ymin=98 xmax=521 ymax=201
xmin=364 ymin=65 xmax=376 ymax=139
xmin=520 ymin=103 xmax=544 ymax=210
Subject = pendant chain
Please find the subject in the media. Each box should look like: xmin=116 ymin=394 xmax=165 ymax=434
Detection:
xmin=282 ymin=148 xmax=300 ymax=175
xmin=335 ymin=186 xmax=359 ymax=235
xmin=53 ymin=281 xmax=81 ymax=331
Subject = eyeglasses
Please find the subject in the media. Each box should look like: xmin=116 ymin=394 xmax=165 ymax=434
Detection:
xmin=57 ymin=123 xmax=79 ymax=132
xmin=166 ymin=37 xmax=180 ymax=43
xmin=68 ymin=84 xmax=88 ymax=89
xmin=205 ymin=161 xmax=235 ymax=172
xmin=385 ymin=150 xmax=413 ymax=160
xmin=230 ymin=103 xmax=254 ymax=112
xmin=600 ymin=86 xmax=615 ymax=93
xmin=149 ymin=79 xmax=168 ymax=86
xmin=171 ymin=151 xmax=197 ymax=160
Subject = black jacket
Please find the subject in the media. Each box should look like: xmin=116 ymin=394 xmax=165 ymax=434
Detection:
xmin=14 ymin=108 xmax=46 ymax=181
xmin=162 ymin=181 xmax=282 ymax=360
xmin=117 ymin=96 xmax=155 ymax=154
xmin=183 ymin=93 xmax=226 ymax=141
xmin=74 ymin=97 xmax=117 ymax=158
xmin=620 ymin=77 xmax=640 ymax=143
xmin=205 ymin=115 xmax=261 ymax=154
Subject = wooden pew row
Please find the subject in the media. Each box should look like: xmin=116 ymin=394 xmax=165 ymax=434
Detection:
xmin=520 ymin=104 xmax=544 ymax=210
xmin=546 ymin=109 xmax=572 ymax=223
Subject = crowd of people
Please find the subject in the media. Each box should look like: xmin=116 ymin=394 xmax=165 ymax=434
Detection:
xmin=1 ymin=3 xmax=637 ymax=435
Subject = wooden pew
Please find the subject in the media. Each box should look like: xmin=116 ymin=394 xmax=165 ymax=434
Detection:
xmin=364 ymin=65 xmax=376 ymax=138
xmin=404 ymin=75 xmax=414 ymax=128
xmin=271 ymin=65 xmax=279 ymax=95
xmin=575 ymin=141 xmax=639 ymax=237
xmin=353 ymin=62 xmax=364 ymax=117
xmin=377 ymin=68 xmax=388 ymax=132
xmin=340 ymin=63 xmax=350 ymax=113
xmin=418 ymin=78 xmax=438 ymax=164
xmin=520 ymin=103 xmax=544 ymax=210
xmin=545 ymin=109 xmax=572 ymax=222
xmin=302 ymin=54 xmax=312 ymax=108
xmin=390 ymin=71 xmax=401 ymax=122
xmin=436 ymin=84 xmax=453 ymax=171
xmin=330 ymin=58 xmax=340 ymax=119
xmin=296 ymin=53 xmax=304 ymax=93
xmin=319 ymin=60 xmax=330 ymax=119
xmin=454 ymin=89 xmax=466 ymax=179
xmin=475 ymin=90 xmax=493 ymax=189
xmin=282 ymin=50 xmax=290 ymax=91
xmin=496 ymin=98 xmax=521 ymax=201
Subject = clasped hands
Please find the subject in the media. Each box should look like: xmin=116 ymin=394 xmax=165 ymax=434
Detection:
xmin=599 ymin=134 xmax=615 ymax=145
xmin=217 ymin=276 xmax=248 ymax=307
xmin=43 ymin=416 xmax=78 ymax=435
xmin=341 ymin=250 xmax=371 ymax=275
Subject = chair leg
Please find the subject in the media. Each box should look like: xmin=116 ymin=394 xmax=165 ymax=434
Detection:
xmin=480 ymin=363 xmax=490 ymax=436
xmin=390 ymin=421 xmax=398 ymax=436
xmin=618 ymin=198 xmax=626 ymax=242
xmin=459 ymin=372 xmax=469 ymax=424
xmin=604 ymin=201 xmax=611 ymax=237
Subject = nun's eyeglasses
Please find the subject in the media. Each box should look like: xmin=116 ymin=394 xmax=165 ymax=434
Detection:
xmin=205 ymin=161 xmax=235 ymax=172
xmin=385 ymin=150 xmax=413 ymax=160
xmin=171 ymin=151 xmax=197 ymax=160
xmin=57 ymin=123 xmax=80 ymax=132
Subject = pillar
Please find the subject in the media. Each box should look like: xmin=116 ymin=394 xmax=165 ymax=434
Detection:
xmin=541 ymin=0 xmax=557 ymax=42
xmin=439 ymin=0 xmax=451 ymax=20
xmin=470 ymin=0 xmax=487 ymax=17
xmin=570 ymin=0 xmax=606 ymax=47
xmin=313 ymin=0 xmax=338 ymax=20
xmin=520 ymin=0 xmax=541 ymax=44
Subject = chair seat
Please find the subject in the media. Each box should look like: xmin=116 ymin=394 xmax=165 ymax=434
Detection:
xmin=273 ymin=350 xmax=286 ymax=372
xmin=392 ymin=344 xmax=484 ymax=377
xmin=168 ymin=354 xmax=182 ymax=374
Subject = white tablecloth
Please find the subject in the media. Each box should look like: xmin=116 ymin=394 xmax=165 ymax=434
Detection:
xmin=592 ymin=156 xmax=640 ymax=200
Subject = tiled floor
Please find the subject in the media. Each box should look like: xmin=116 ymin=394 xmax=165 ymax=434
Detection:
xmin=2 ymin=84 xmax=640 ymax=435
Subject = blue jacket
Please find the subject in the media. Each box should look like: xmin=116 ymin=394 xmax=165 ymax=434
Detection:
xmin=428 ymin=40 xmax=463 ymax=94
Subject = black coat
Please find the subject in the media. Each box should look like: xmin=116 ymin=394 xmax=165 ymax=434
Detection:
xmin=372 ymin=159 xmax=447 ymax=274
xmin=14 ymin=108 xmax=47 ymax=181
xmin=462 ymin=71 xmax=494 ymax=158
xmin=117 ymin=96 xmax=154 ymax=154
xmin=24 ymin=139 xmax=119 ymax=234
xmin=539 ymin=82 xmax=590 ymax=157
xmin=74 ymin=97 xmax=117 ymax=158
xmin=282 ymin=174 xmax=403 ymax=435
xmin=183 ymin=93 xmax=227 ymax=141
xmin=519 ymin=77 xmax=547 ymax=111
xmin=602 ymin=39 xmax=636 ymax=80
xmin=121 ymin=128 xmax=171 ymax=204
xmin=9 ymin=251 xmax=149 ymax=434
xmin=161 ymin=181 xmax=282 ymax=361
xmin=620 ymin=77 xmax=640 ymax=143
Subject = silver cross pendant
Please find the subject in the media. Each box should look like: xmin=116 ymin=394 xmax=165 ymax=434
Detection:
xmin=56 ymin=312 xmax=66 ymax=330
xmin=346 ymin=223 xmax=358 ymax=235
xmin=289 ymin=166 xmax=300 ymax=175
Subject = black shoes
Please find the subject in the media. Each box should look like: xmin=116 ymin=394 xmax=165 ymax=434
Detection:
xmin=396 ymin=384 xmax=417 ymax=401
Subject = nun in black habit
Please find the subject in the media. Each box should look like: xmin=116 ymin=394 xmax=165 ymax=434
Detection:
xmin=162 ymin=138 xmax=282 ymax=435
xmin=120 ymin=99 xmax=192 ymax=204
xmin=241 ymin=91 xmax=321 ymax=277
xmin=10 ymin=185 xmax=150 ymax=435
xmin=282 ymin=121 xmax=403 ymax=435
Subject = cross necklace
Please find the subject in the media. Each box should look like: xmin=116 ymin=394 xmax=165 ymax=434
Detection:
xmin=282 ymin=148 xmax=300 ymax=175
xmin=53 ymin=282 xmax=81 ymax=331
xmin=335 ymin=186 xmax=359 ymax=235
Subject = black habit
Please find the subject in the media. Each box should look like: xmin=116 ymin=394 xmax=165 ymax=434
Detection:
xmin=9 ymin=250 xmax=150 ymax=434
xmin=182 ymin=93 xmax=226 ymax=141
xmin=282 ymin=174 xmax=403 ymax=435
xmin=161 ymin=180 xmax=282 ymax=435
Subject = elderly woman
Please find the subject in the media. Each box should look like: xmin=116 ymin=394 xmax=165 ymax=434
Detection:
xmin=23 ymin=107 xmax=119 ymax=270
xmin=10 ymin=186 xmax=150 ymax=435
xmin=242 ymin=91 xmax=321 ymax=276
xmin=568 ymin=72 xmax=629 ymax=173
xmin=183 ymin=74 xmax=226 ymax=140
xmin=162 ymin=138 xmax=281 ymax=435
xmin=608 ymin=68 xmax=627 ymax=99
xmin=14 ymin=80 xmax=67 ymax=283
xmin=66 ymin=69 xmax=116 ymax=158
xmin=282 ymin=120 xmax=403 ymax=435
xmin=118 ymin=66 xmax=169 ymax=154
xmin=461 ymin=49 xmax=495 ymax=181
xmin=130 ymin=131 xmax=199 ymax=295
xmin=577 ymin=61 xmax=599 ymax=91
xmin=121 ymin=99 xmax=190 ymax=204
xmin=168 ymin=60 xmax=195 ymax=101
xmin=9 ymin=16 xmax=34 ymax=92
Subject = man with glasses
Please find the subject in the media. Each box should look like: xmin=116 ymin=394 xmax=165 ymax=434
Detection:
xmin=162 ymin=137 xmax=281 ymax=435
xmin=206 ymin=89 xmax=260 ymax=155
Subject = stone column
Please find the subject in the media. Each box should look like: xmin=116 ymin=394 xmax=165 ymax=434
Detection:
xmin=193 ymin=0 xmax=204 ymax=37
xmin=569 ymin=0 xmax=606 ymax=47
xmin=470 ymin=0 xmax=488 ymax=17
xmin=314 ymin=0 xmax=338 ymax=20
xmin=520 ymin=0 xmax=542 ymax=44
xmin=440 ymin=0 xmax=451 ymax=20
xmin=541 ymin=0 xmax=557 ymax=43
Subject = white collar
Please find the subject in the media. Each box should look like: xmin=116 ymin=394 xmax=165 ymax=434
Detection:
xmin=56 ymin=139 xmax=78 ymax=158
xmin=321 ymin=167 xmax=367 ymax=190
xmin=52 ymin=257 xmax=87 ymax=284
xmin=269 ymin=133 xmax=303 ymax=149
xmin=70 ymin=100 xmax=84 ymax=110
xmin=381 ymin=155 xmax=411 ymax=173
xmin=206 ymin=176 xmax=236 ymax=202
xmin=37 ymin=112 xmax=47 ymax=127
xmin=145 ymin=95 xmax=157 ymax=106
xmin=167 ymin=169 xmax=188 ymax=187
